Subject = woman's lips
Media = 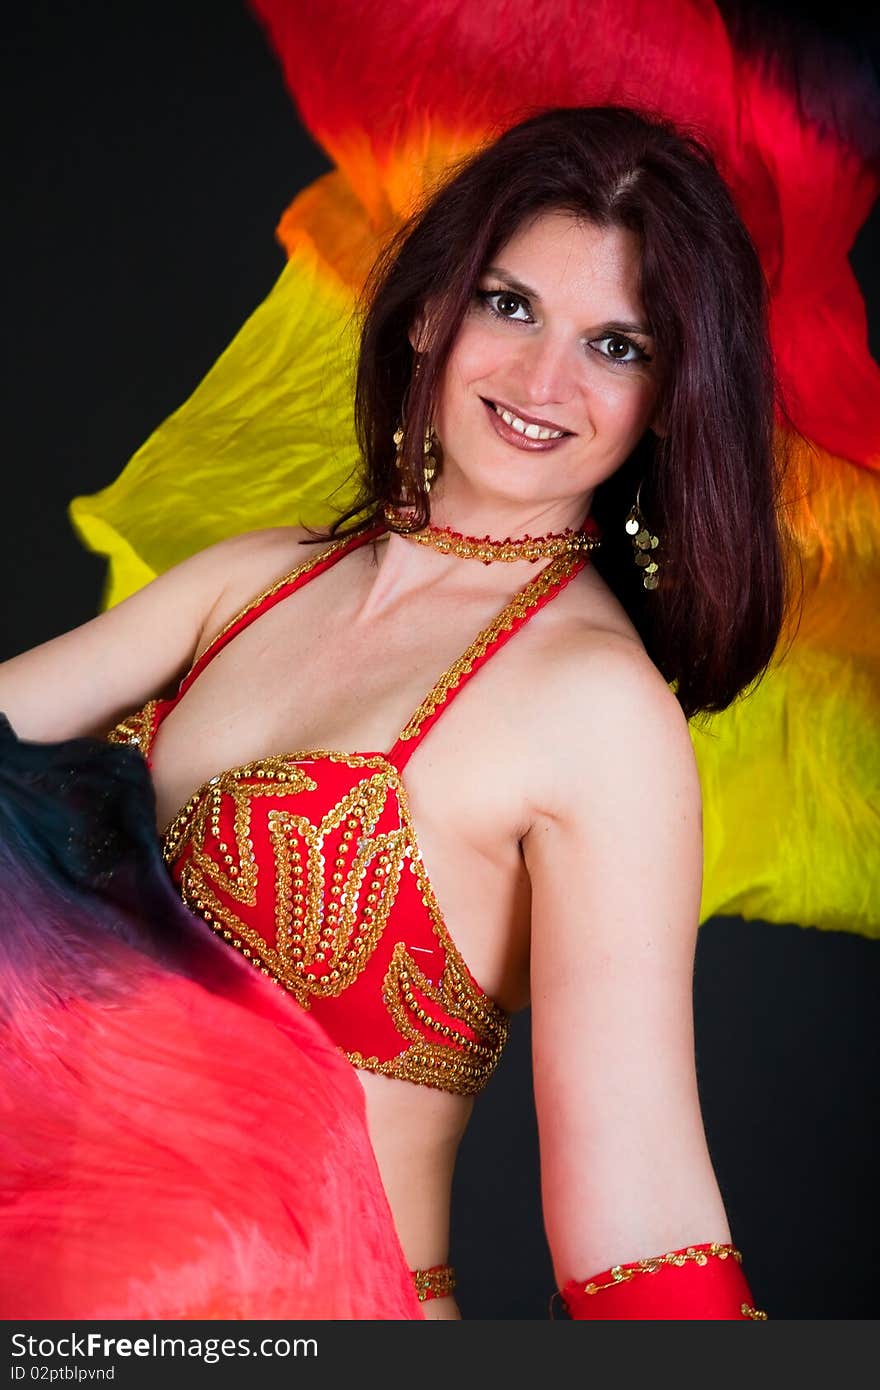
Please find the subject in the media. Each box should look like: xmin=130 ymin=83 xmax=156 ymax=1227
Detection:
xmin=481 ymin=398 xmax=572 ymax=451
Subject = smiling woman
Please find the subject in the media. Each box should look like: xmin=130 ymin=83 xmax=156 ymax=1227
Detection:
xmin=339 ymin=106 xmax=796 ymax=720
xmin=432 ymin=215 xmax=661 ymax=492
xmin=0 ymin=104 xmax=793 ymax=1321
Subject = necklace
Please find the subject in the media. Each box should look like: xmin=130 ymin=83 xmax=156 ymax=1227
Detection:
xmin=382 ymin=503 xmax=601 ymax=564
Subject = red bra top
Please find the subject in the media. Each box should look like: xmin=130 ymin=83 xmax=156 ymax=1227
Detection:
xmin=107 ymin=517 xmax=600 ymax=1096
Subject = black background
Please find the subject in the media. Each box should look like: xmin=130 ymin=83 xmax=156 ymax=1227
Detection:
xmin=3 ymin=1 xmax=879 ymax=1319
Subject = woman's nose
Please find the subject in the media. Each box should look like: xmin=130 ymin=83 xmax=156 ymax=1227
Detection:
xmin=513 ymin=332 xmax=578 ymax=405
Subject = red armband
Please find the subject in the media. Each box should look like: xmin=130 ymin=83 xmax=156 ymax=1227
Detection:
xmin=557 ymin=1242 xmax=767 ymax=1320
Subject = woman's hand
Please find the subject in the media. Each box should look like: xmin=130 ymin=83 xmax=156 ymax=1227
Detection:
xmin=522 ymin=636 xmax=732 ymax=1292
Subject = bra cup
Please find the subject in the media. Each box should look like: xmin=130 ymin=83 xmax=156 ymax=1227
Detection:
xmin=162 ymin=749 xmax=510 ymax=1097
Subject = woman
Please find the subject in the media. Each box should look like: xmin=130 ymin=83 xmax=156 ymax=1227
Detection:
xmin=0 ymin=106 xmax=791 ymax=1319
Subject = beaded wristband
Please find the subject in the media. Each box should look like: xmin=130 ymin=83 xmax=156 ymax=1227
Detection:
xmin=411 ymin=1263 xmax=457 ymax=1303
xmin=556 ymin=1242 xmax=768 ymax=1320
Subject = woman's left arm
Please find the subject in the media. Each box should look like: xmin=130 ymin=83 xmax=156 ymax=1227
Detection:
xmin=522 ymin=640 xmax=764 ymax=1319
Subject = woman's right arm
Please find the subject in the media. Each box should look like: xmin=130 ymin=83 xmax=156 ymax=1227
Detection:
xmin=0 ymin=526 xmax=309 ymax=743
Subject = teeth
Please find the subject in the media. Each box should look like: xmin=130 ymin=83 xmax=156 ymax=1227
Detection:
xmin=493 ymin=403 xmax=564 ymax=440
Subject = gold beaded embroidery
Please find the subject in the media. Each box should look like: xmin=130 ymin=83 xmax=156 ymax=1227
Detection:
xmin=158 ymin=750 xmax=509 ymax=1095
xmin=581 ymin=1242 xmax=744 ymax=1294
xmin=163 ymin=759 xmax=320 ymax=901
xmin=106 ymin=699 xmax=160 ymax=756
xmin=574 ymin=1242 xmax=768 ymax=1318
xmin=344 ymin=939 xmax=507 ymax=1093
xmin=411 ymin=1264 xmax=457 ymax=1302
xmin=396 ymin=550 xmax=581 ymax=741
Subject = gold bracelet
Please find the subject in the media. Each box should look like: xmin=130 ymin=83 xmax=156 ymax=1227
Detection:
xmin=410 ymin=1263 xmax=457 ymax=1302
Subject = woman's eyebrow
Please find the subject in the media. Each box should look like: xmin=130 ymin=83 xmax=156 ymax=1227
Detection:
xmin=483 ymin=264 xmax=654 ymax=338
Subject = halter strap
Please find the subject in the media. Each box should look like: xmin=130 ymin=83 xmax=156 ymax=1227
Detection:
xmin=387 ymin=548 xmax=588 ymax=772
xmin=175 ymin=523 xmax=385 ymax=699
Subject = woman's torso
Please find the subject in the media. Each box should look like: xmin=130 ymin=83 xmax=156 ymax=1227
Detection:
xmin=142 ymin=525 xmax=640 ymax=1313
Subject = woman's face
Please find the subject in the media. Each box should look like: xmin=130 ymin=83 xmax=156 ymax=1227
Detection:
xmin=429 ymin=209 xmax=662 ymax=518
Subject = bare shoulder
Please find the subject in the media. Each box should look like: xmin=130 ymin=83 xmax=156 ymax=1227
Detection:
xmin=195 ymin=523 xmax=330 ymax=594
xmin=525 ymin=595 xmax=696 ymax=827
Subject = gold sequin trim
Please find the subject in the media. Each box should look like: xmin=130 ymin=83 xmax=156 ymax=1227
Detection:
xmin=106 ymin=699 xmax=160 ymax=757
xmin=411 ymin=1264 xmax=457 ymax=1302
xmin=574 ymin=1242 xmax=768 ymax=1317
xmin=581 ymin=1242 xmax=744 ymax=1294
xmin=396 ymin=550 xmax=582 ymax=742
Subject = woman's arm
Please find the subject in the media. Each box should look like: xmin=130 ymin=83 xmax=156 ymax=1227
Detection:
xmin=0 ymin=526 xmax=308 ymax=742
xmin=523 ymin=639 xmax=759 ymax=1317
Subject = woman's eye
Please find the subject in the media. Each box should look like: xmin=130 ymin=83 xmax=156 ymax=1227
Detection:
xmin=476 ymin=294 xmax=651 ymax=366
xmin=591 ymin=334 xmax=651 ymax=367
xmin=477 ymin=290 xmax=533 ymax=322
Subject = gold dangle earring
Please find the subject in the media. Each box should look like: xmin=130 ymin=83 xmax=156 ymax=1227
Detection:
xmin=422 ymin=422 xmax=438 ymax=493
xmin=624 ymin=479 xmax=661 ymax=590
xmin=392 ymin=355 xmax=439 ymax=496
xmin=392 ymin=422 xmax=438 ymax=497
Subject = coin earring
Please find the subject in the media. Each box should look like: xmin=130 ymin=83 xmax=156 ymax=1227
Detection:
xmin=624 ymin=480 xmax=661 ymax=590
xmin=422 ymin=423 xmax=438 ymax=492
xmin=393 ymin=355 xmax=439 ymax=494
xmin=412 ymin=355 xmax=439 ymax=492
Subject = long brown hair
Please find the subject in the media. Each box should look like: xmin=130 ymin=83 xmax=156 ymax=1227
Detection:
xmin=310 ymin=105 xmax=803 ymax=722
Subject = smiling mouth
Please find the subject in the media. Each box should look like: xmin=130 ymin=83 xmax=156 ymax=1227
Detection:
xmin=481 ymin=398 xmax=572 ymax=440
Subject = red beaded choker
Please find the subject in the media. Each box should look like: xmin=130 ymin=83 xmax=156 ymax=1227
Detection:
xmin=382 ymin=504 xmax=602 ymax=564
